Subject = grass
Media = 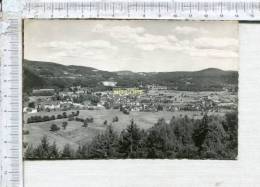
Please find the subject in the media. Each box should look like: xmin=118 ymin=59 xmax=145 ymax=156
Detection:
xmin=23 ymin=109 xmax=225 ymax=150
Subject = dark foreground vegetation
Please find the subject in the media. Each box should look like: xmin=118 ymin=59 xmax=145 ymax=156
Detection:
xmin=24 ymin=112 xmax=238 ymax=160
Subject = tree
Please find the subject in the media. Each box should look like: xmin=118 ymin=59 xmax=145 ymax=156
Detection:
xmin=50 ymin=124 xmax=60 ymax=132
xmin=33 ymin=136 xmax=51 ymax=159
xmin=85 ymin=117 xmax=94 ymax=123
xmin=199 ymin=116 xmax=228 ymax=159
xmin=157 ymin=105 xmax=163 ymax=111
xmin=43 ymin=115 xmax=50 ymax=122
xmin=82 ymin=121 xmax=88 ymax=128
xmin=62 ymin=121 xmax=68 ymax=130
xmin=221 ymin=112 xmax=238 ymax=159
xmin=50 ymin=115 xmax=56 ymax=120
xmin=88 ymin=125 xmax=119 ymax=159
xmin=118 ymin=119 xmax=144 ymax=158
xmin=68 ymin=115 xmax=74 ymax=121
xmin=76 ymin=145 xmax=88 ymax=159
xmin=28 ymin=102 xmax=35 ymax=108
xmin=61 ymin=144 xmax=74 ymax=159
xmin=49 ymin=141 xmax=60 ymax=159
xmin=192 ymin=114 xmax=209 ymax=153
xmin=24 ymin=145 xmax=35 ymax=159
xmin=112 ymin=116 xmax=119 ymax=122
xmin=223 ymin=112 xmax=238 ymax=149
xmin=63 ymin=112 xmax=67 ymax=118
xmin=57 ymin=114 xmax=63 ymax=119
xmin=104 ymin=102 xmax=111 ymax=109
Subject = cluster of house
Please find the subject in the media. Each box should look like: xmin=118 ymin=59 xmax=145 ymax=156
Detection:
xmin=97 ymin=86 xmax=238 ymax=113
xmin=24 ymin=84 xmax=238 ymax=114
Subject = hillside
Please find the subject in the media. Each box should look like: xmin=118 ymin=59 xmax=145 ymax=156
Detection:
xmin=23 ymin=59 xmax=238 ymax=92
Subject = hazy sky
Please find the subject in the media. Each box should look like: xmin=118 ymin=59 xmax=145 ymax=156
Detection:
xmin=24 ymin=20 xmax=239 ymax=72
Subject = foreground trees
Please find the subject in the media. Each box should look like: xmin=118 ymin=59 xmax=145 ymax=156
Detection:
xmin=24 ymin=112 xmax=238 ymax=160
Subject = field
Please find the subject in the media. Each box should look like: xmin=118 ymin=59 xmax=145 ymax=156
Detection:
xmin=23 ymin=109 xmax=226 ymax=149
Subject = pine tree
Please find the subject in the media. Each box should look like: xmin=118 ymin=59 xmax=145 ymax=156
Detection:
xmin=192 ymin=114 xmax=209 ymax=153
xmin=49 ymin=141 xmax=60 ymax=159
xmin=61 ymin=144 xmax=75 ymax=159
xmin=88 ymin=125 xmax=119 ymax=159
xmin=76 ymin=145 xmax=88 ymax=159
xmin=33 ymin=136 xmax=51 ymax=159
xmin=118 ymin=119 xmax=143 ymax=158
xmin=24 ymin=145 xmax=35 ymax=159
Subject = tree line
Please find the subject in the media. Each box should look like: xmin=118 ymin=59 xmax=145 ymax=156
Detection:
xmin=24 ymin=112 xmax=238 ymax=160
xmin=27 ymin=111 xmax=80 ymax=123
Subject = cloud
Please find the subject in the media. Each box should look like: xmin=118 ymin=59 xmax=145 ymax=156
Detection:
xmin=92 ymin=24 xmax=184 ymax=52
xmin=173 ymin=26 xmax=209 ymax=35
xmin=168 ymin=35 xmax=178 ymax=42
xmin=193 ymin=37 xmax=238 ymax=50
xmin=92 ymin=24 xmax=145 ymax=44
xmin=38 ymin=40 xmax=118 ymax=51
xmin=34 ymin=40 xmax=119 ymax=64
xmin=189 ymin=48 xmax=238 ymax=58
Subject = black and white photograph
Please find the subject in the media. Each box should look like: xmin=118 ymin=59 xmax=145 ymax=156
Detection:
xmin=23 ymin=20 xmax=238 ymax=160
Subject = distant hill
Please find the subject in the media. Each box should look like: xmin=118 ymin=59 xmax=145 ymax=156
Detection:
xmin=23 ymin=60 xmax=238 ymax=92
xmin=115 ymin=71 xmax=136 ymax=76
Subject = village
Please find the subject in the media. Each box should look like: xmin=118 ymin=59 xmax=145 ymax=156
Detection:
xmin=23 ymin=81 xmax=238 ymax=116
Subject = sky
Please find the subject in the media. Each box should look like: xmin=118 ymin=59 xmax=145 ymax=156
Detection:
xmin=24 ymin=20 xmax=239 ymax=72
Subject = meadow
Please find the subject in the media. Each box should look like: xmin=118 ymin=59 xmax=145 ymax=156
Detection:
xmin=23 ymin=109 xmax=225 ymax=149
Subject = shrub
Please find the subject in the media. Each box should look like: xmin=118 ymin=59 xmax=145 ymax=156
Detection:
xmin=50 ymin=115 xmax=56 ymax=120
xmin=43 ymin=115 xmax=50 ymax=121
xmin=62 ymin=121 xmax=68 ymax=130
xmin=112 ymin=116 xmax=119 ymax=122
xmin=50 ymin=124 xmax=60 ymax=132
xmin=57 ymin=114 xmax=63 ymax=119
xmin=82 ymin=121 xmax=88 ymax=128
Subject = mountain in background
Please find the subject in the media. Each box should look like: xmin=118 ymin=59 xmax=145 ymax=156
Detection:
xmin=23 ymin=59 xmax=238 ymax=93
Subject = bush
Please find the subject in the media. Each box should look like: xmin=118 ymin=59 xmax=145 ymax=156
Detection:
xmin=28 ymin=102 xmax=35 ymax=108
xmin=82 ymin=121 xmax=88 ymax=128
xmin=50 ymin=115 xmax=56 ymax=120
xmin=122 ymin=109 xmax=130 ymax=115
xmin=62 ymin=112 xmax=67 ymax=118
xmin=112 ymin=116 xmax=119 ymax=122
xmin=57 ymin=114 xmax=63 ymax=119
xmin=85 ymin=117 xmax=94 ymax=123
xmin=68 ymin=116 xmax=74 ymax=121
xmin=43 ymin=115 xmax=50 ymax=121
xmin=50 ymin=124 xmax=60 ymax=132
xmin=62 ymin=121 xmax=68 ymax=130
xmin=27 ymin=115 xmax=43 ymax=123
xmin=76 ymin=117 xmax=84 ymax=122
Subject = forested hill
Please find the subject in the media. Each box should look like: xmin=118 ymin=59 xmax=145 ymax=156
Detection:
xmin=23 ymin=59 xmax=238 ymax=92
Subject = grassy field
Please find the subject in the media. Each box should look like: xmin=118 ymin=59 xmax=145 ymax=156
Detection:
xmin=23 ymin=109 xmax=224 ymax=149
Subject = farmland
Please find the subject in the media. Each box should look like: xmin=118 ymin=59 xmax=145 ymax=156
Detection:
xmin=23 ymin=109 xmax=227 ymax=149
